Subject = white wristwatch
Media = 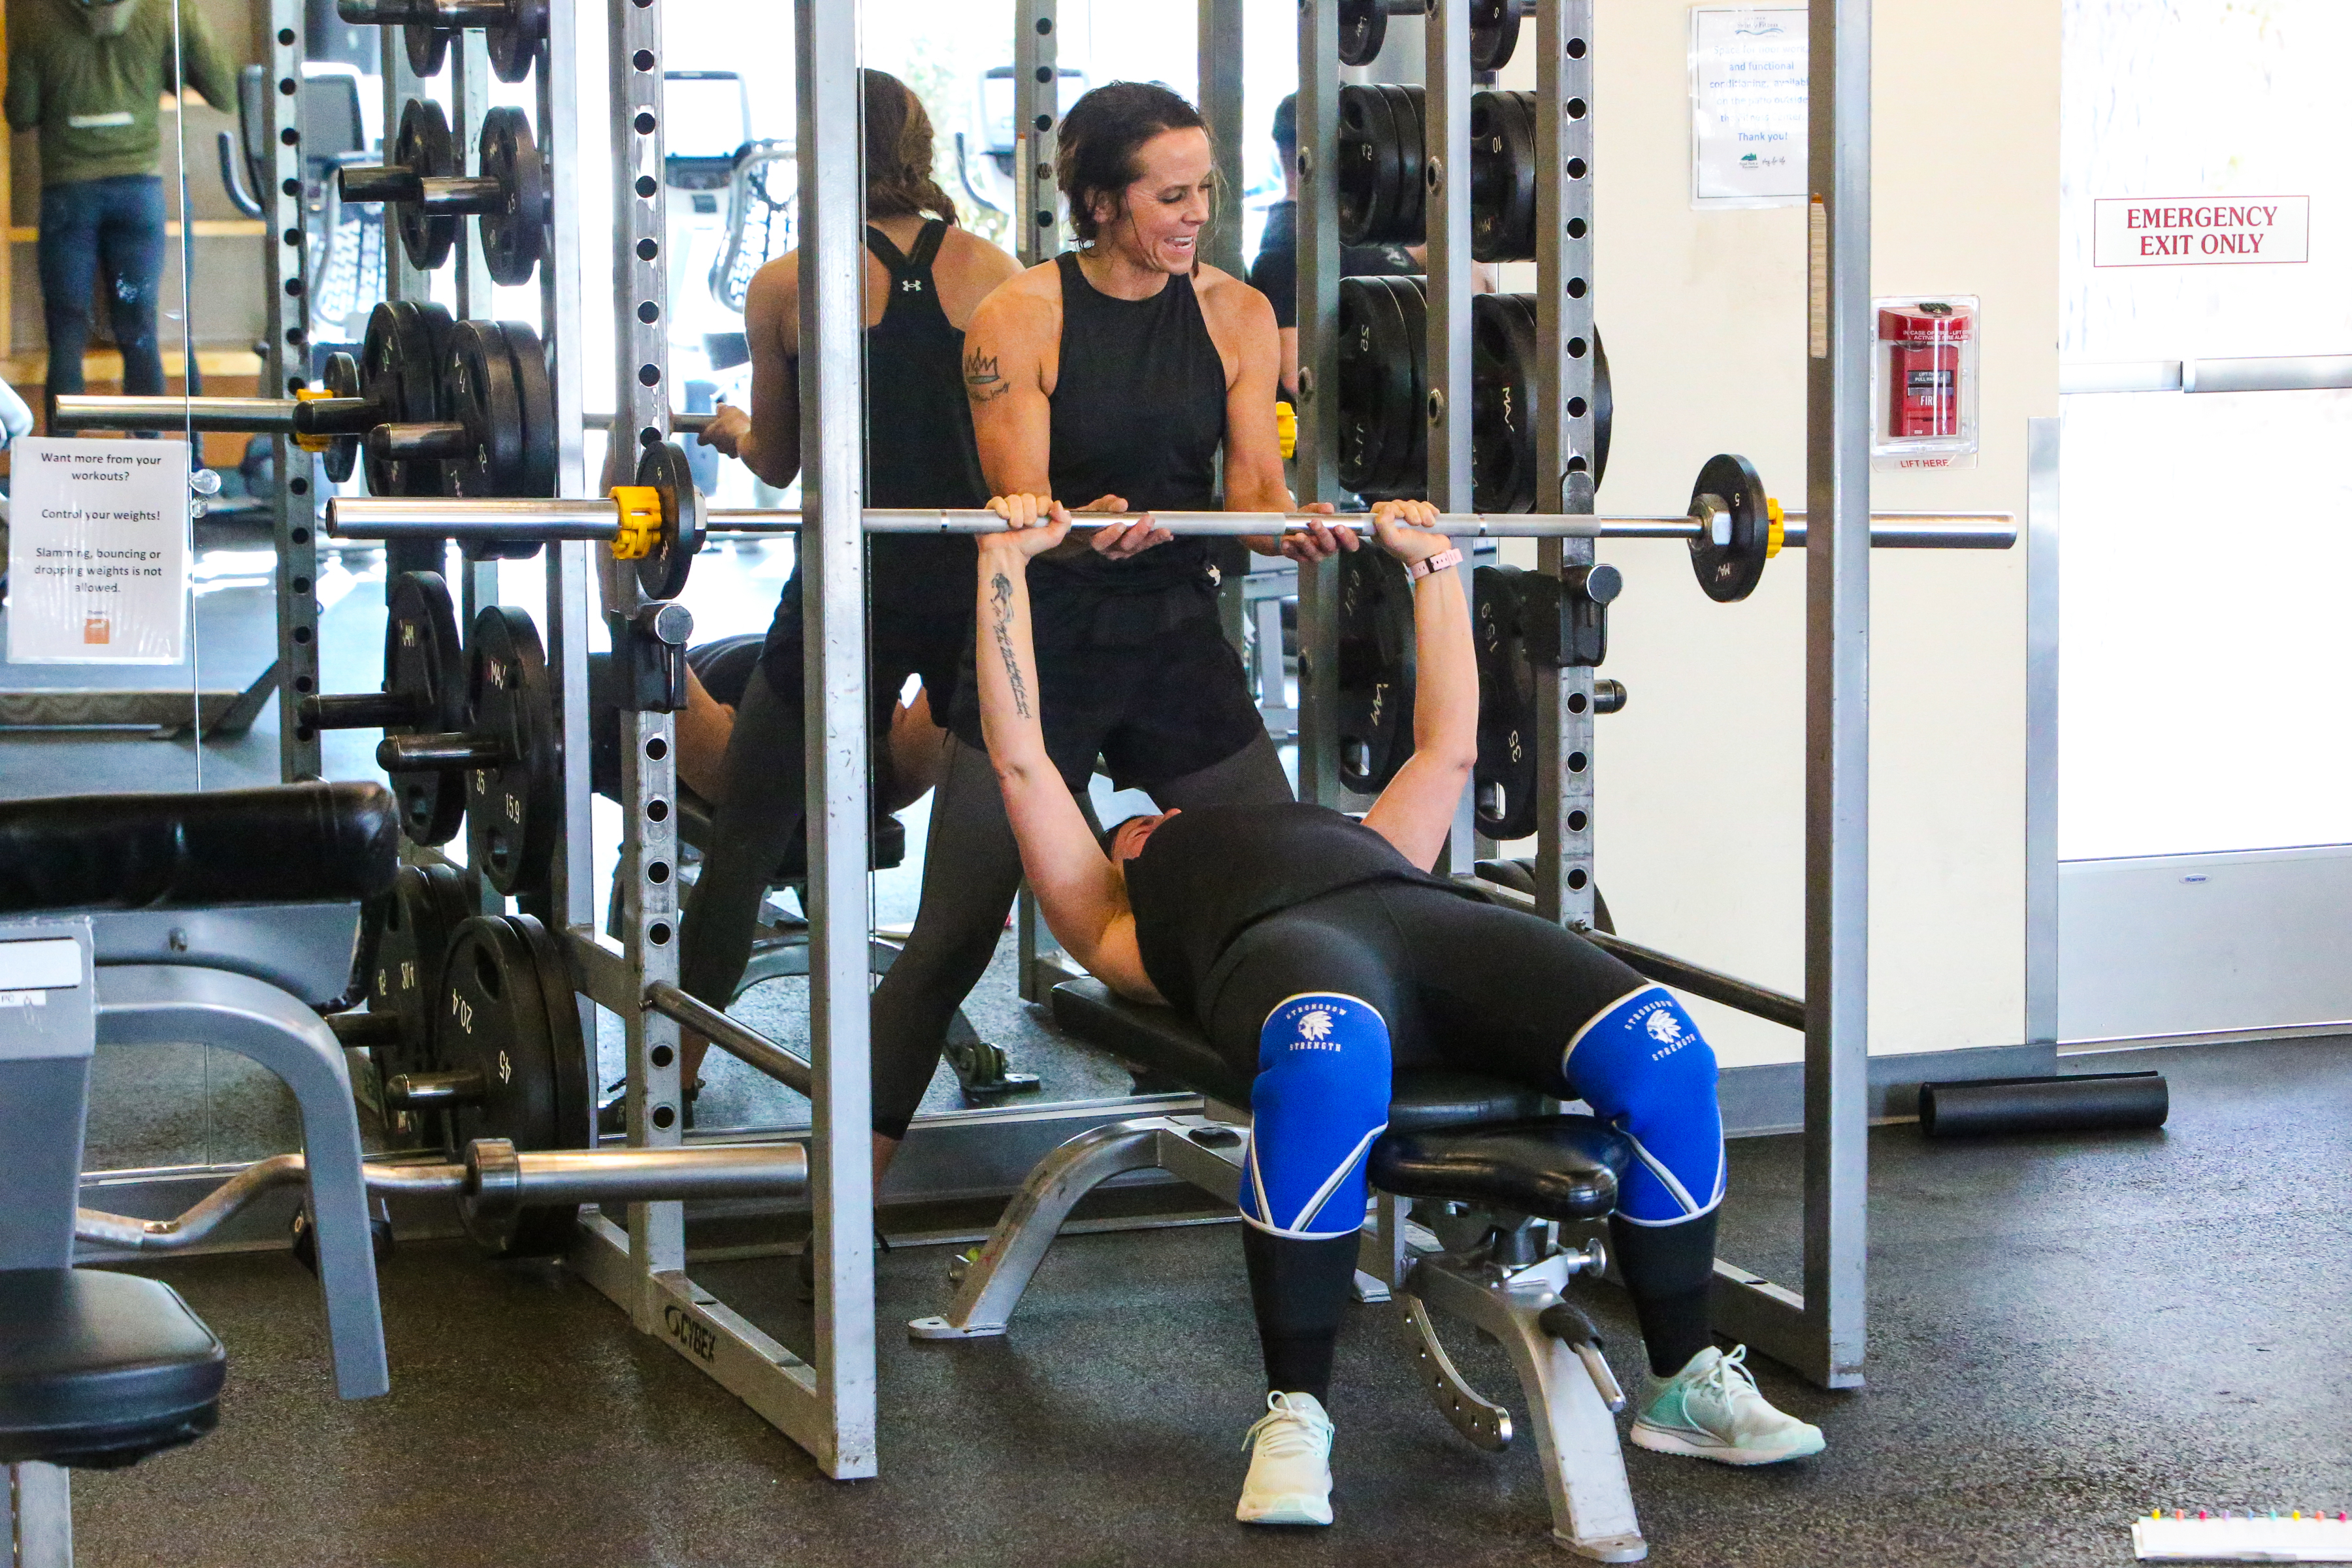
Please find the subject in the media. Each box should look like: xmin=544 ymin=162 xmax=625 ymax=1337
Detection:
xmin=1407 ymin=547 xmax=1464 ymax=581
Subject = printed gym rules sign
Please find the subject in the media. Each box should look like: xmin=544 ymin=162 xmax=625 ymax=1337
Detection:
xmin=7 ymin=438 xmax=191 ymax=664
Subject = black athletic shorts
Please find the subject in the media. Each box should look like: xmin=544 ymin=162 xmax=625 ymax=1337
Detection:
xmin=947 ymin=604 xmax=1268 ymax=794
xmin=759 ymin=582 xmax=966 ymax=745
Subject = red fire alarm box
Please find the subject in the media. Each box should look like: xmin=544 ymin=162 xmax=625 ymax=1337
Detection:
xmin=1871 ymin=295 xmax=1978 ymax=469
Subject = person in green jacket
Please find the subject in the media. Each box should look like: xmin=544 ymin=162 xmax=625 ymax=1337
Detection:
xmin=5 ymin=0 xmax=240 ymax=406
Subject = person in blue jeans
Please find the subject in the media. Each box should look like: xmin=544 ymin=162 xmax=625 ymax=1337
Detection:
xmin=6 ymin=0 xmax=239 ymax=405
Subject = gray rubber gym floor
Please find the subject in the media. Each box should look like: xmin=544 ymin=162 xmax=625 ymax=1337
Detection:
xmin=64 ymin=1033 xmax=2352 ymax=1568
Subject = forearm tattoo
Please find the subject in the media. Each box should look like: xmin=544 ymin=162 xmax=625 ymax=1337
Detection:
xmin=988 ymin=572 xmax=1033 ymax=720
xmin=964 ymin=348 xmax=1011 ymax=406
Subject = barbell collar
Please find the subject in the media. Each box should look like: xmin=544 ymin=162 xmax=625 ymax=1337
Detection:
xmin=376 ymin=731 xmax=507 ymax=772
xmin=51 ymin=394 xmax=301 ymax=434
xmin=299 ymin=691 xmax=420 ymax=732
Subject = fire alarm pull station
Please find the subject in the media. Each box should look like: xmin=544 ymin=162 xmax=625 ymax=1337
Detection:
xmin=1871 ymin=296 xmax=1980 ymax=470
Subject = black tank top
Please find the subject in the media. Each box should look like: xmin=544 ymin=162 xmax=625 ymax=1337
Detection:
xmin=1034 ymin=251 xmax=1229 ymax=645
xmin=761 ymin=221 xmax=983 ymax=682
xmin=1124 ymin=803 xmax=1477 ymax=1015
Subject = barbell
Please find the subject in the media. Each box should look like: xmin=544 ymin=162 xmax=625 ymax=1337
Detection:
xmin=337 ymin=0 xmax=546 ymax=81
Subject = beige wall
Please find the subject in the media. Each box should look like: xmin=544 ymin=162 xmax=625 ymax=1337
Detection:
xmin=1493 ymin=1 xmax=2057 ymax=1068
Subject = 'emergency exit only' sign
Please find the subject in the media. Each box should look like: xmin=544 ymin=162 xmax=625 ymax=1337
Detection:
xmin=2093 ymin=197 xmax=2309 ymax=267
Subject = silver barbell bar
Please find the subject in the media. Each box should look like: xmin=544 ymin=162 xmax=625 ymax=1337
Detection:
xmin=52 ymin=395 xmax=309 ymax=435
xmin=329 ymin=495 xmax=2017 ymax=550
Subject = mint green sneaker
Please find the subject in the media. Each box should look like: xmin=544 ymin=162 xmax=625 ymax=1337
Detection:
xmin=1630 ymin=1346 xmax=1825 ymax=1465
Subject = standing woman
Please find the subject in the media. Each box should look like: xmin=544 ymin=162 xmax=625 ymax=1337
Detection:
xmin=862 ymin=82 xmax=1352 ymax=1169
xmin=674 ymin=69 xmax=1021 ymax=1102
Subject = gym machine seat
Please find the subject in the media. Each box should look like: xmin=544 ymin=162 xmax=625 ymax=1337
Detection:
xmin=0 ymin=1269 xmax=226 ymax=1471
xmin=915 ymin=977 xmax=1653 ymax=1561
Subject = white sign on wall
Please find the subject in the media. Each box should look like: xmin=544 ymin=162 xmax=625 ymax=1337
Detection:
xmin=1690 ymin=7 xmax=1808 ymax=208
xmin=2091 ymin=197 xmax=2310 ymax=267
xmin=5 ymin=439 xmax=190 ymax=665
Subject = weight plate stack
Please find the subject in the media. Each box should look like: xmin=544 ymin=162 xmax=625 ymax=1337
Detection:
xmin=361 ymin=301 xmax=455 ymax=497
xmin=1470 ymin=293 xmax=1542 ymax=514
xmin=391 ymin=99 xmax=460 ymax=272
xmin=442 ymin=320 xmax=524 ymax=501
xmin=363 ymin=860 xmax=482 ymax=1086
xmin=1469 ymin=90 xmax=1539 ymax=264
xmin=1686 ymin=451 xmax=1770 ymax=602
xmin=1377 ymin=84 xmax=1426 ymax=243
xmin=1337 ymin=0 xmax=1386 ymax=67
xmin=634 ymin=440 xmax=706 ymax=600
xmin=1337 ymin=85 xmax=1426 ymax=247
xmin=487 ymin=0 xmax=546 ymax=82
xmin=464 ymin=606 xmax=560 ymax=896
xmin=1472 ymin=564 xmax=1541 ymax=841
xmin=1336 ymin=274 xmax=1428 ymax=500
xmin=1334 ymin=547 xmax=1418 ymax=795
xmin=438 ymin=911 xmax=591 ymax=1256
xmin=383 ymin=569 xmax=470 ymax=845
xmin=475 ymin=107 xmax=548 ymax=287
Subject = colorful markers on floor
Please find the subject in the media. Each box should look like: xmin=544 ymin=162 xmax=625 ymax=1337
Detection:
xmin=2134 ymin=1509 xmax=2352 ymax=1563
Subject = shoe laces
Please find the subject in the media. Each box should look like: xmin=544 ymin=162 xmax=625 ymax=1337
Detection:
xmin=1689 ymin=1345 xmax=1763 ymax=1409
xmin=1243 ymin=1392 xmax=1332 ymax=1459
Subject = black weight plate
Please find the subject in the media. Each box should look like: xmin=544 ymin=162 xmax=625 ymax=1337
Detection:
xmin=1469 ymin=0 xmax=1523 ymax=73
xmin=364 ymin=861 xmax=480 ymax=1085
xmin=361 ymin=302 xmax=448 ymax=497
xmin=391 ymin=99 xmax=459 ymax=272
xmin=404 ymin=18 xmax=451 ymax=78
xmin=442 ymin=319 xmax=527 ymax=501
xmin=1592 ymin=329 xmax=1612 ymax=489
xmin=1337 ymin=0 xmax=1386 ymax=66
xmin=1335 ymin=84 xmax=1399 ymax=247
xmin=1470 ymin=91 xmax=1538 ymax=263
xmin=1688 ymin=452 xmax=1769 ymax=603
xmin=1377 ymin=84 xmax=1426 ymax=244
xmin=1470 ymin=293 xmax=1539 ymax=514
xmin=1379 ymin=274 xmax=1429 ymax=499
xmin=1335 ymin=547 xmax=1418 ymax=794
xmin=475 ymin=106 xmax=547 ymax=287
xmin=465 ymin=606 xmax=559 ymax=896
xmin=508 ymin=911 xmax=591 ymax=1157
xmin=384 ymin=570 xmax=469 ymax=845
xmin=439 ymin=913 xmax=587 ymax=1256
xmin=494 ymin=321 xmax=558 ymax=498
xmin=1472 ymin=565 xmax=1540 ymax=840
xmin=320 ymin=350 xmax=363 ymax=485
xmin=1336 ymin=275 xmax=1414 ymax=497
xmin=487 ymin=0 xmax=545 ymax=82
xmin=634 ymin=440 xmax=705 ymax=600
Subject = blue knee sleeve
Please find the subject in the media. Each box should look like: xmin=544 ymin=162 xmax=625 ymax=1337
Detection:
xmin=1563 ymin=986 xmax=1723 ymax=1226
xmin=1243 ymin=993 xmax=1391 ymax=1238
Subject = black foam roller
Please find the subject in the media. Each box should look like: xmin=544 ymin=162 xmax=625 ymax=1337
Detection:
xmin=1917 ymin=1071 xmax=2168 ymax=1138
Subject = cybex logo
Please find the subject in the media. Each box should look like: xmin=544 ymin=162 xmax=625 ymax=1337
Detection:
xmin=664 ymin=1303 xmax=717 ymax=1362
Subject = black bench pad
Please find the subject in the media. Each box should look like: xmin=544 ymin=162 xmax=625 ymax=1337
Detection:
xmin=1050 ymin=979 xmax=1552 ymax=1134
xmin=1370 ymin=1116 xmax=1630 ymax=1222
xmin=0 ymin=781 xmax=397 ymax=916
xmin=0 ymin=1269 xmax=227 ymax=1469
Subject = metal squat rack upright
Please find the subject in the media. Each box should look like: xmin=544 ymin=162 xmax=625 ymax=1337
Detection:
xmin=1293 ymin=0 xmax=1870 ymax=1392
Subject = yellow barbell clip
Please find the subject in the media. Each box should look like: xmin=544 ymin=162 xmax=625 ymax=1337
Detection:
xmin=1765 ymin=497 xmax=1786 ymax=558
xmin=1275 ymin=400 xmax=1298 ymax=462
xmin=291 ymin=387 xmax=336 ymax=454
xmin=610 ymin=485 xmax=662 ymax=560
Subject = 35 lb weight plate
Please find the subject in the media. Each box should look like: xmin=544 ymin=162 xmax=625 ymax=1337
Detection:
xmin=465 ymin=606 xmax=559 ymax=896
xmin=391 ymin=99 xmax=459 ymax=272
xmin=475 ymin=107 xmax=548 ymax=287
xmin=1687 ymin=452 xmax=1769 ymax=602
xmin=383 ymin=569 xmax=470 ymax=845
xmin=1473 ymin=564 xmax=1541 ymax=841
xmin=1334 ymin=547 xmax=1418 ymax=794
xmin=438 ymin=912 xmax=590 ymax=1256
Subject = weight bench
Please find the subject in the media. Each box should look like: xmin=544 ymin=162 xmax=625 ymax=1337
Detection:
xmin=909 ymin=977 xmax=1652 ymax=1561
xmin=0 ymin=783 xmax=400 ymax=1409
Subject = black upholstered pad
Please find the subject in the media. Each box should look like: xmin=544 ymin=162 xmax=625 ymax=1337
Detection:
xmin=0 ymin=782 xmax=397 ymax=915
xmin=0 ymin=1269 xmax=227 ymax=1469
xmin=1049 ymin=979 xmax=1552 ymax=1131
xmin=1369 ymin=1116 xmax=1632 ymax=1221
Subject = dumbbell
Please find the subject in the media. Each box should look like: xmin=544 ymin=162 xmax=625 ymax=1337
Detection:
xmin=339 ymin=100 xmax=547 ymax=286
xmin=338 ymin=0 xmax=546 ymax=82
xmin=1337 ymin=0 xmax=1528 ymax=73
xmin=375 ymin=605 xmax=559 ymax=896
xmin=363 ymin=319 xmax=558 ymax=505
xmin=297 ymin=570 xmax=471 ymax=845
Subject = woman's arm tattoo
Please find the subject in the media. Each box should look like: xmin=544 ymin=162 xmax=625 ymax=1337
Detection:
xmin=988 ymin=572 xmax=1033 ymax=719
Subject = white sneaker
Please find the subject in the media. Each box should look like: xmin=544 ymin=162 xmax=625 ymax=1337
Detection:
xmin=1629 ymin=1345 xmax=1826 ymax=1466
xmin=1235 ymin=1391 xmax=1335 ymax=1526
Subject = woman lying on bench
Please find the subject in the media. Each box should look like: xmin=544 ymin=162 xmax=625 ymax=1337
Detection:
xmin=972 ymin=495 xmax=1823 ymax=1528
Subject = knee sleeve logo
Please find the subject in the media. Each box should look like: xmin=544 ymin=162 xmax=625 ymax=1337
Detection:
xmin=1295 ymin=1008 xmax=1336 ymax=1047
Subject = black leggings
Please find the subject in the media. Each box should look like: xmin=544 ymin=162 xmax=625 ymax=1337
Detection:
xmin=1208 ymin=883 xmax=1725 ymax=1397
xmin=867 ymin=728 xmax=1293 ymax=1138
